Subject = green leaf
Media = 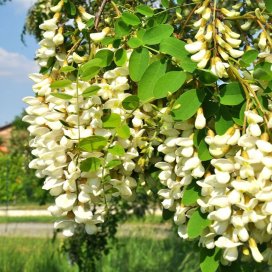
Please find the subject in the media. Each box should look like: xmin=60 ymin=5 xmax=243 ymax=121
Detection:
xmin=136 ymin=5 xmax=154 ymax=17
xmin=78 ymin=136 xmax=107 ymax=152
xmin=198 ymin=140 xmax=213 ymax=161
xmin=51 ymin=93 xmax=73 ymax=100
xmin=265 ymin=0 xmax=272 ymax=12
xmin=240 ymin=50 xmax=258 ymax=67
xmin=50 ymin=79 xmax=72 ymax=89
xmin=106 ymin=159 xmax=122 ymax=169
xmin=129 ymin=47 xmax=150 ymax=82
xmin=161 ymin=0 xmax=169 ymax=8
xmin=187 ymin=209 xmax=211 ymax=239
xmin=153 ymin=71 xmax=187 ymax=99
xmin=182 ymin=181 xmax=201 ymax=206
xmin=79 ymin=58 xmax=102 ymax=81
xmin=142 ymin=24 xmax=174 ymax=45
xmin=198 ymin=69 xmax=218 ymax=84
xmin=65 ymin=1 xmax=77 ymax=17
xmin=82 ymin=86 xmax=100 ymax=98
xmin=215 ymin=106 xmax=234 ymax=135
xmin=136 ymin=29 xmax=146 ymax=40
xmin=172 ymin=89 xmax=205 ymax=121
xmin=108 ymin=144 xmax=125 ymax=156
xmin=177 ymin=55 xmax=197 ymax=73
xmin=253 ymin=68 xmax=272 ymax=81
xmin=232 ymin=102 xmax=246 ymax=126
xmin=219 ymin=82 xmax=245 ymax=106
xmin=160 ymin=37 xmax=197 ymax=72
xmin=86 ymin=18 xmax=94 ymax=28
xmin=160 ymin=37 xmax=186 ymax=56
xmin=60 ymin=66 xmax=76 ymax=73
xmin=122 ymin=95 xmax=140 ymax=110
xmin=95 ymin=50 xmax=114 ymax=67
xmin=121 ymin=12 xmax=141 ymax=26
xmin=193 ymin=129 xmax=206 ymax=148
xmin=115 ymin=19 xmax=130 ymax=37
xmin=114 ymin=48 xmax=127 ymax=66
xmin=80 ymin=157 xmax=101 ymax=172
xmin=116 ymin=124 xmax=130 ymax=139
xmin=138 ymin=60 xmax=167 ymax=102
xmin=127 ymin=37 xmax=143 ymax=48
xmin=102 ymin=113 xmax=121 ymax=128
xmin=80 ymin=66 xmax=100 ymax=81
xmin=200 ymin=247 xmax=221 ymax=272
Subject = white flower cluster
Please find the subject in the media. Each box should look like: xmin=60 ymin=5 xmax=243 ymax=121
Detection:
xmin=156 ymin=109 xmax=272 ymax=263
xmin=23 ymin=3 xmax=154 ymax=236
xmin=185 ymin=1 xmax=244 ymax=77
xmin=24 ymin=61 xmax=154 ymax=235
xmin=258 ymin=31 xmax=272 ymax=63
xmin=198 ymin=110 xmax=272 ymax=263
xmin=37 ymin=11 xmax=64 ymax=67
xmin=155 ymin=110 xmax=205 ymax=236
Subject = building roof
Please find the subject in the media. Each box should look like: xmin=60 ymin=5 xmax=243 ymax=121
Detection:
xmin=0 ymin=124 xmax=12 ymax=132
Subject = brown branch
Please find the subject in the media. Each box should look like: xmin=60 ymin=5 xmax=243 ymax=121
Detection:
xmin=94 ymin=0 xmax=111 ymax=30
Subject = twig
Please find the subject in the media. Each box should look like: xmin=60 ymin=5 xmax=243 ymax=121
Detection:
xmin=95 ymin=0 xmax=111 ymax=30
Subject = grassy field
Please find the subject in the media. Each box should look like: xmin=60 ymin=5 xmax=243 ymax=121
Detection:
xmin=0 ymin=237 xmax=77 ymax=272
xmin=0 ymin=214 xmax=162 ymax=224
xmin=0 ymin=234 xmax=199 ymax=272
xmin=0 ymin=215 xmax=55 ymax=223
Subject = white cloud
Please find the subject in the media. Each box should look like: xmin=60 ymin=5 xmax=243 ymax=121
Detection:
xmin=12 ymin=0 xmax=35 ymax=11
xmin=0 ymin=47 xmax=37 ymax=81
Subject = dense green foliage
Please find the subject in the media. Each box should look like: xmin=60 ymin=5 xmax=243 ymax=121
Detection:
xmin=0 ymin=114 xmax=48 ymax=204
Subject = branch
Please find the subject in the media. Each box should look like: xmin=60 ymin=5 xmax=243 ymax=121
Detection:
xmin=95 ymin=0 xmax=111 ymax=30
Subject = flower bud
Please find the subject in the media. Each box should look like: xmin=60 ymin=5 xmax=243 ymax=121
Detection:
xmin=202 ymin=8 xmax=211 ymax=21
xmin=241 ymin=21 xmax=252 ymax=30
xmin=197 ymin=50 xmax=211 ymax=68
xmin=90 ymin=27 xmax=109 ymax=42
xmin=249 ymin=238 xmax=264 ymax=262
xmin=204 ymin=25 xmax=213 ymax=42
xmin=185 ymin=41 xmax=203 ymax=54
xmin=191 ymin=49 xmax=207 ymax=62
xmin=50 ymin=0 xmax=64 ymax=13
xmin=224 ymin=33 xmax=241 ymax=48
xmin=258 ymin=32 xmax=267 ymax=50
xmin=53 ymin=32 xmax=64 ymax=46
xmin=76 ymin=17 xmax=86 ymax=31
xmin=78 ymin=6 xmax=95 ymax=21
xmin=221 ymin=8 xmax=240 ymax=17
xmin=195 ymin=108 xmax=206 ymax=129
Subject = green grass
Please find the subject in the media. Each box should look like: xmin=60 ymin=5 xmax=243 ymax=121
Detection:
xmin=0 ymin=214 xmax=162 ymax=224
xmin=0 ymin=203 xmax=51 ymax=210
xmin=0 ymin=216 xmax=55 ymax=223
xmin=0 ymin=234 xmax=199 ymax=272
xmin=97 ymin=234 xmax=200 ymax=272
xmin=0 ymin=237 xmax=78 ymax=272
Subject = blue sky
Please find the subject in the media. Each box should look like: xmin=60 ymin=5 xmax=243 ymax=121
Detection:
xmin=0 ymin=0 xmax=38 ymax=126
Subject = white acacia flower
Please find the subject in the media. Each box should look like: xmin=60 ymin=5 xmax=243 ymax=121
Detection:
xmin=223 ymin=247 xmax=239 ymax=262
xmin=39 ymin=18 xmax=58 ymax=31
xmin=50 ymin=1 xmax=64 ymax=13
xmin=54 ymin=220 xmax=76 ymax=237
xmin=185 ymin=41 xmax=204 ymax=54
xmin=191 ymin=49 xmax=207 ymax=62
xmin=249 ymin=238 xmax=264 ymax=262
xmin=55 ymin=193 xmax=77 ymax=211
xmin=90 ymin=27 xmax=109 ymax=42
xmin=53 ymin=32 xmax=64 ymax=45
xmin=258 ymin=32 xmax=267 ymax=50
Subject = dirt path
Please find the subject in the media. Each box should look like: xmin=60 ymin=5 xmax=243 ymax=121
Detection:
xmin=0 ymin=222 xmax=171 ymax=238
